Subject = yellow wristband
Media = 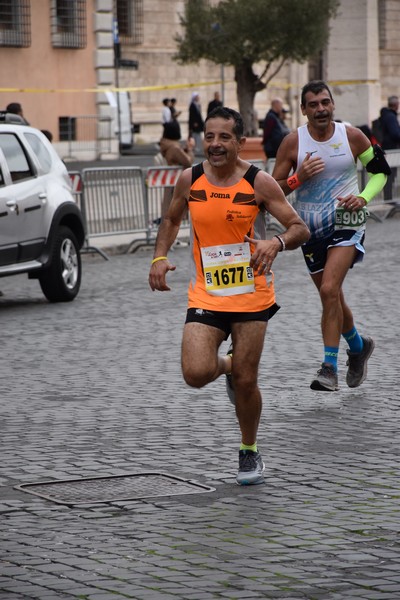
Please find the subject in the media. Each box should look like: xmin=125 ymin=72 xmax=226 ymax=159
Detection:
xmin=151 ymin=256 xmax=168 ymax=265
xmin=287 ymin=173 xmax=301 ymax=190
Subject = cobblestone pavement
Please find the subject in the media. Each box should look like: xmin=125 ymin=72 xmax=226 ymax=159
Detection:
xmin=0 ymin=218 xmax=399 ymax=600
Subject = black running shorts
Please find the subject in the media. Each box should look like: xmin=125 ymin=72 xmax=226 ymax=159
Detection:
xmin=185 ymin=304 xmax=280 ymax=339
xmin=301 ymin=229 xmax=365 ymax=274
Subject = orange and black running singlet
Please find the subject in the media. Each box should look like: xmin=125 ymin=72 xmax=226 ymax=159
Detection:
xmin=187 ymin=162 xmax=276 ymax=312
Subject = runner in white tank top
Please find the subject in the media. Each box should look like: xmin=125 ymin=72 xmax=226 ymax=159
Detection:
xmin=296 ymin=121 xmax=365 ymax=240
xmin=272 ymin=80 xmax=389 ymax=392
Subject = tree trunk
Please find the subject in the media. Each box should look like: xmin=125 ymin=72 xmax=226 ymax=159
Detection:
xmin=235 ymin=61 xmax=266 ymax=137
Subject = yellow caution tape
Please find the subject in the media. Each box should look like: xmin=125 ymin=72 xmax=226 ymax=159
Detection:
xmin=0 ymin=78 xmax=380 ymax=94
xmin=272 ymin=79 xmax=380 ymax=90
xmin=0 ymin=81 xmax=225 ymax=94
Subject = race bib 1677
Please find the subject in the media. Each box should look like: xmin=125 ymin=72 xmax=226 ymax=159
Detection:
xmin=201 ymin=242 xmax=255 ymax=296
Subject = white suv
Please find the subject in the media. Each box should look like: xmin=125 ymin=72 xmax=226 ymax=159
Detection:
xmin=0 ymin=113 xmax=85 ymax=302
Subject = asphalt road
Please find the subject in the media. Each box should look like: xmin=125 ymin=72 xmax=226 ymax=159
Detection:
xmin=0 ymin=216 xmax=399 ymax=599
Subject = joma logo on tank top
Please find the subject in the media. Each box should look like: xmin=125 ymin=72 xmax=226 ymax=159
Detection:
xmin=210 ymin=192 xmax=231 ymax=198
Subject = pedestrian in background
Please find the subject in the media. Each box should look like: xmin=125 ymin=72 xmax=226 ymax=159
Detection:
xmin=273 ymin=80 xmax=390 ymax=392
xmin=380 ymin=95 xmax=400 ymax=150
xmin=379 ymin=95 xmax=400 ymax=200
xmin=6 ymin=102 xmax=29 ymax=125
xmin=207 ymin=91 xmax=223 ymax=115
xmin=262 ymin=98 xmax=290 ymax=161
xmin=170 ymin=98 xmax=181 ymax=120
xmin=158 ymin=120 xmax=195 ymax=220
xmin=188 ymin=92 xmax=204 ymax=155
xmin=161 ymin=98 xmax=172 ymax=127
xmin=159 ymin=121 xmax=194 ymax=169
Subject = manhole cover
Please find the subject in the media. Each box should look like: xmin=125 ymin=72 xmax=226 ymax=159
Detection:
xmin=15 ymin=472 xmax=215 ymax=505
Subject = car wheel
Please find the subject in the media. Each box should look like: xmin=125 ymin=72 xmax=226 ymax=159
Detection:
xmin=39 ymin=226 xmax=82 ymax=302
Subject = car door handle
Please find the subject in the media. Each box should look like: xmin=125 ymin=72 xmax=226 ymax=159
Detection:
xmin=6 ymin=199 xmax=18 ymax=214
xmin=38 ymin=193 xmax=47 ymax=200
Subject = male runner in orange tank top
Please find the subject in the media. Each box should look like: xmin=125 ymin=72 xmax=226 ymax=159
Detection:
xmin=149 ymin=107 xmax=309 ymax=485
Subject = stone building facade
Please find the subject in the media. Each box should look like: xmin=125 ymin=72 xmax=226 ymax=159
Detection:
xmin=0 ymin=0 xmax=399 ymax=155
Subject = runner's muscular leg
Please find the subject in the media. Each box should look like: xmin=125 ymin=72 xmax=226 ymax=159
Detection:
xmin=311 ymin=245 xmax=357 ymax=347
xmin=339 ymin=288 xmax=355 ymax=334
xmin=231 ymin=320 xmax=268 ymax=446
xmin=181 ymin=322 xmax=228 ymax=388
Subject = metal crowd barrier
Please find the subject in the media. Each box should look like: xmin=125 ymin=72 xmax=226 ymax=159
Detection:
xmin=69 ymin=171 xmax=83 ymax=209
xmin=78 ymin=165 xmax=188 ymax=255
xmin=81 ymin=165 xmax=146 ymax=237
xmin=145 ymin=165 xmax=182 ymax=227
xmin=70 ymin=153 xmax=400 ymax=257
xmin=140 ymin=165 xmax=190 ymax=252
xmin=68 ymin=170 xmax=109 ymax=260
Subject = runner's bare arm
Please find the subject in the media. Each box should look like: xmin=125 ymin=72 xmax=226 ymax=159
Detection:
xmin=246 ymin=171 xmax=310 ymax=273
xmin=148 ymin=168 xmax=192 ymax=292
xmin=272 ymin=132 xmax=298 ymax=193
xmin=256 ymin=170 xmax=310 ymax=248
xmin=273 ymin=131 xmax=325 ymax=193
xmin=346 ymin=125 xmax=371 ymax=160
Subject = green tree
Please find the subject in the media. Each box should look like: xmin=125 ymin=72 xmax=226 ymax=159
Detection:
xmin=174 ymin=0 xmax=340 ymax=135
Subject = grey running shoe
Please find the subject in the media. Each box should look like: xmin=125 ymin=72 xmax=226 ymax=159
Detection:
xmin=236 ymin=450 xmax=265 ymax=485
xmin=225 ymin=345 xmax=235 ymax=405
xmin=310 ymin=362 xmax=339 ymax=391
xmin=346 ymin=335 xmax=375 ymax=388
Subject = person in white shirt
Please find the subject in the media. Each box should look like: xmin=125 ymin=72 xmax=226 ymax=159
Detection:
xmin=161 ymin=98 xmax=172 ymax=126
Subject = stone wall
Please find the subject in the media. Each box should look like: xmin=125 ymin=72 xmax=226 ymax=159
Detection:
xmin=379 ymin=0 xmax=400 ymax=107
xmin=1 ymin=0 xmax=397 ymax=151
xmin=114 ymin=0 xmax=400 ymax=144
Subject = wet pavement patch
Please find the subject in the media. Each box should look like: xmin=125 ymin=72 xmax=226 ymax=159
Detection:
xmin=15 ymin=472 xmax=215 ymax=505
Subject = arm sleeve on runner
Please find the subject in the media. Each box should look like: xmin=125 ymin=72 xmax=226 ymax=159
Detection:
xmin=358 ymin=146 xmax=388 ymax=204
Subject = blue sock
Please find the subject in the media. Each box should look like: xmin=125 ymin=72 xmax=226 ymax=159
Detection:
xmin=324 ymin=346 xmax=338 ymax=371
xmin=342 ymin=326 xmax=363 ymax=353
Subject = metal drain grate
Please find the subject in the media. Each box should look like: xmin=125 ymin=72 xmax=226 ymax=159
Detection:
xmin=15 ymin=472 xmax=215 ymax=505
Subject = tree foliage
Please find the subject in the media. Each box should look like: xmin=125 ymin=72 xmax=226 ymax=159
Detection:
xmin=174 ymin=0 xmax=340 ymax=135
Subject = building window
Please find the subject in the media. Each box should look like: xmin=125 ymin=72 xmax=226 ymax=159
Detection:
xmin=114 ymin=0 xmax=143 ymax=45
xmin=0 ymin=0 xmax=31 ymax=47
xmin=308 ymin=50 xmax=326 ymax=82
xmin=59 ymin=117 xmax=76 ymax=141
xmin=50 ymin=0 xmax=86 ymax=49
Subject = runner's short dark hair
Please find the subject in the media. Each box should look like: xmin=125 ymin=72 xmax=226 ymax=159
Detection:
xmin=205 ymin=106 xmax=244 ymax=139
xmin=301 ymin=81 xmax=333 ymax=106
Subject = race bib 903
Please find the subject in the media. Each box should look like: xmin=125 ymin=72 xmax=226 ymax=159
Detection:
xmin=335 ymin=206 xmax=368 ymax=230
xmin=201 ymin=242 xmax=255 ymax=296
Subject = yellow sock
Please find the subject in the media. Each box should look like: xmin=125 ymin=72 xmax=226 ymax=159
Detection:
xmin=240 ymin=442 xmax=257 ymax=452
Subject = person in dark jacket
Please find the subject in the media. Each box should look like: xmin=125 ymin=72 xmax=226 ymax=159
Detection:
xmin=6 ymin=102 xmax=29 ymax=125
xmin=207 ymin=91 xmax=223 ymax=115
xmin=188 ymin=92 xmax=204 ymax=155
xmin=380 ymin=96 xmax=400 ymax=150
xmin=262 ymin=98 xmax=290 ymax=160
xmin=380 ymin=95 xmax=400 ymax=199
